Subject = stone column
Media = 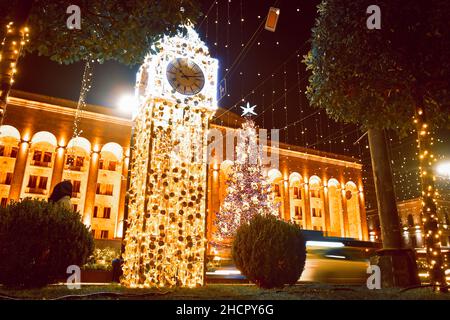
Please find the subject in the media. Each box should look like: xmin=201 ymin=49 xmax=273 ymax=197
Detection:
xmin=322 ymin=187 xmax=331 ymax=235
xmin=209 ymin=166 xmax=220 ymax=238
xmin=83 ymin=151 xmax=99 ymax=226
xmin=50 ymin=146 xmax=66 ymax=194
xmin=8 ymin=140 xmax=29 ymax=201
xmin=303 ymin=183 xmax=311 ymax=229
xmin=281 ymin=179 xmax=290 ymax=221
xmin=342 ymin=190 xmax=350 ymax=237
xmin=358 ymin=190 xmax=369 ymax=240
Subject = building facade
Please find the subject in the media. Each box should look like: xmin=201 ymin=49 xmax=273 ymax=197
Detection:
xmin=367 ymin=198 xmax=450 ymax=248
xmin=0 ymin=91 xmax=368 ymax=243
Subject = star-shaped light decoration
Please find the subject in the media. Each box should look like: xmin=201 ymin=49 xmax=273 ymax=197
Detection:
xmin=240 ymin=102 xmax=257 ymax=117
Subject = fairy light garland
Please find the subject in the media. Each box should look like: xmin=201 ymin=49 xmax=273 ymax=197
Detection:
xmin=414 ymin=108 xmax=448 ymax=292
xmin=0 ymin=21 xmax=30 ymax=125
xmin=214 ymin=117 xmax=279 ymax=240
xmin=66 ymin=59 xmax=94 ymax=167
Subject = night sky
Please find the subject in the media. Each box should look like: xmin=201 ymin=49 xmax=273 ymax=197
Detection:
xmin=8 ymin=0 xmax=450 ymax=208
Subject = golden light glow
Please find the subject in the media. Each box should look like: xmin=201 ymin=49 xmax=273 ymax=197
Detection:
xmin=122 ymin=27 xmax=217 ymax=288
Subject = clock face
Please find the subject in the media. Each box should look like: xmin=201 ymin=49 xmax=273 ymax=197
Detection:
xmin=166 ymin=58 xmax=205 ymax=96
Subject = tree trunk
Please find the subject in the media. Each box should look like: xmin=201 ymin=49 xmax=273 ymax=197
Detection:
xmin=368 ymin=128 xmax=402 ymax=248
xmin=368 ymin=128 xmax=420 ymax=288
xmin=0 ymin=0 xmax=33 ymax=125
xmin=415 ymin=106 xmax=448 ymax=292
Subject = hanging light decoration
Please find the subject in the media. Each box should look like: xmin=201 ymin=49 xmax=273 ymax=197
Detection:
xmin=0 ymin=21 xmax=30 ymax=125
xmin=414 ymin=108 xmax=448 ymax=292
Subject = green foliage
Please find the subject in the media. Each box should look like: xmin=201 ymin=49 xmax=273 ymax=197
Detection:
xmin=0 ymin=198 xmax=94 ymax=288
xmin=304 ymin=0 xmax=450 ymax=133
xmin=0 ymin=0 xmax=201 ymax=65
xmin=232 ymin=215 xmax=306 ymax=289
xmin=83 ymin=247 xmax=119 ymax=271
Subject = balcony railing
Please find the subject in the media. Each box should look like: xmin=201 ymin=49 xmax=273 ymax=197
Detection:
xmin=26 ymin=187 xmax=47 ymax=195
xmin=31 ymin=160 xmax=52 ymax=168
xmin=72 ymin=192 xmax=81 ymax=198
xmin=65 ymin=165 xmax=84 ymax=172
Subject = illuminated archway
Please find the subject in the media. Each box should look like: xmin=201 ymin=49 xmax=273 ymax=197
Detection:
xmin=345 ymin=181 xmax=362 ymax=239
xmin=327 ymin=178 xmax=344 ymax=236
xmin=267 ymin=169 xmax=283 ymax=217
xmin=67 ymin=137 xmax=92 ymax=155
xmin=31 ymin=131 xmax=57 ymax=146
xmin=101 ymin=142 xmax=123 ymax=160
xmin=0 ymin=125 xmax=21 ymax=141
xmin=289 ymin=172 xmax=304 ymax=226
xmin=309 ymin=175 xmax=325 ymax=231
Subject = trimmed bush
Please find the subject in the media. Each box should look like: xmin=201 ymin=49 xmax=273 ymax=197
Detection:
xmin=0 ymin=198 xmax=94 ymax=288
xmin=232 ymin=215 xmax=306 ymax=289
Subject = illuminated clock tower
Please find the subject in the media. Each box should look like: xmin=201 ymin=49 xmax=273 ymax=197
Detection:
xmin=122 ymin=27 xmax=218 ymax=288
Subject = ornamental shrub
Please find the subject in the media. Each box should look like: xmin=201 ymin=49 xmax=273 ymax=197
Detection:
xmin=0 ymin=198 xmax=94 ymax=288
xmin=232 ymin=214 xmax=306 ymax=289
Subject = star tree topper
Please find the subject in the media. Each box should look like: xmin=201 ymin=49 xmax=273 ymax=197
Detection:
xmin=241 ymin=102 xmax=257 ymax=117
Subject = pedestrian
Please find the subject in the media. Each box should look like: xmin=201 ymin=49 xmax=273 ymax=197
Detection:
xmin=48 ymin=180 xmax=73 ymax=210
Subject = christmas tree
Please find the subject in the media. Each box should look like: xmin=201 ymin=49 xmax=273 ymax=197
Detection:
xmin=215 ymin=113 xmax=279 ymax=240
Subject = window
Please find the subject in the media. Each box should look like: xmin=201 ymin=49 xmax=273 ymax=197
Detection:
xmin=75 ymin=156 xmax=84 ymax=167
xmin=10 ymin=147 xmax=18 ymax=158
xmin=294 ymin=206 xmax=302 ymax=219
xmin=5 ymin=172 xmax=12 ymax=185
xmin=97 ymin=183 xmax=114 ymax=196
xmin=91 ymin=229 xmax=96 ymax=238
xmin=311 ymin=190 xmax=320 ymax=198
xmin=105 ymin=184 xmax=113 ymax=196
xmin=293 ymin=186 xmax=301 ymax=199
xmin=98 ymin=159 xmax=104 ymax=170
xmin=1 ymin=198 xmax=7 ymax=207
xmin=72 ymin=204 xmax=78 ymax=212
xmin=108 ymin=161 xmax=117 ymax=171
xmin=43 ymin=152 xmax=52 ymax=163
xmin=0 ymin=145 xmax=18 ymax=158
xmin=38 ymin=176 xmax=48 ymax=190
xmin=312 ymin=208 xmax=322 ymax=218
xmin=100 ymin=230 xmax=109 ymax=239
xmin=32 ymin=150 xmax=52 ymax=167
xmin=274 ymin=184 xmax=281 ymax=197
xmin=103 ymin=207 xmax=111 ymax=219
xmin=66 ymin=155 xmax=74 ymax=166
xmin=33 ymin=150 xmax=42 ymax=162
xmin=0 ymin=172 xmax=12 ymax=185
xmin=27 ymin=175 xmax=38 ymax=188
xmin=72 ymin=180 xmax=81 ymax=193
xmin=93 ymin=206 xmax=98 ymax=218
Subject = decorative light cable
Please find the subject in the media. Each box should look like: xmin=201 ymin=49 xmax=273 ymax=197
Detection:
xmin=67 ymin=59 xmax=94 ymax=166
xmin=414 ymin=108 xmax=448 ymax=292
xmin=0 ymin=21 xmax=30 ymax=126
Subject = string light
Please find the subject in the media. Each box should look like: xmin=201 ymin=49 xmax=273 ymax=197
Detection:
xmin=0 ymin=22 xmax=30 ymax=125
xmin=214 ymin=117 xmax=279 ymax=240
xmin=414 ymin=108 xmax=448 ymax=292
xmin=66 ymin=59 xmax=94 ymax=166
